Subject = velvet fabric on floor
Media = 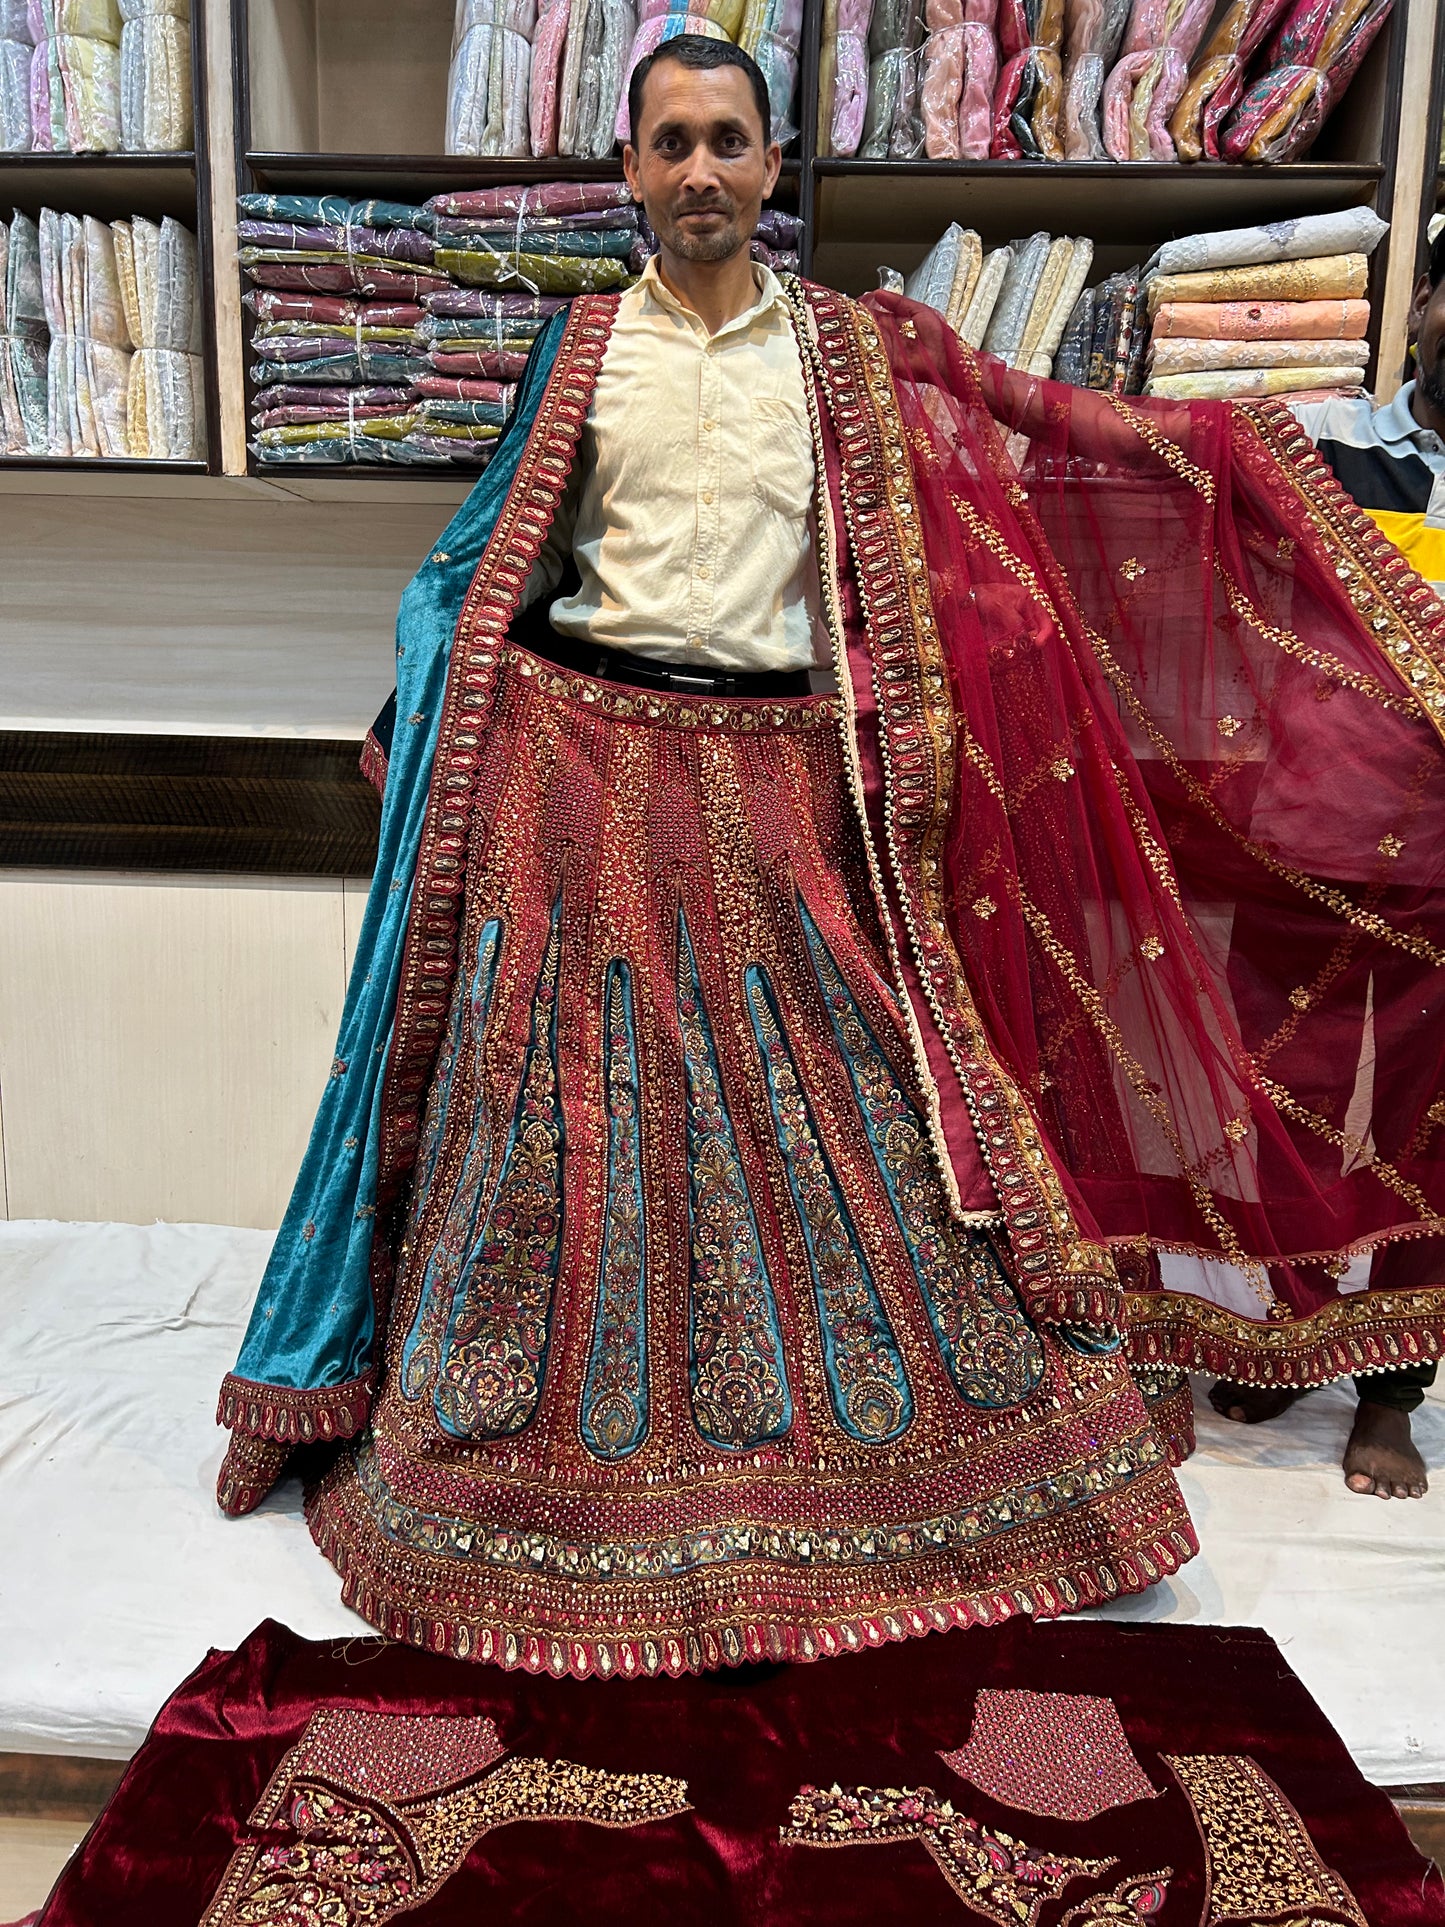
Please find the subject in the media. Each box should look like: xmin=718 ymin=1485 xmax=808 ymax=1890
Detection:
xmin=35 ymin=1617 xmax=1444 ymax=1926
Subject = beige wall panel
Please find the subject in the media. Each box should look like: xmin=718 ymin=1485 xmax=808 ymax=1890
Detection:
xmin=0 ymin=495 xmax=451 ymax=739
xmin=0 ymin=871 xmax=346 ymax=1228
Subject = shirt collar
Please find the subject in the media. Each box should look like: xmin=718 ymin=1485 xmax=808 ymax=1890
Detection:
xmin=637 ymin=252 xmax=786 ymax=341
xmin=1375 ymin=380 xmax=1443 ymax=452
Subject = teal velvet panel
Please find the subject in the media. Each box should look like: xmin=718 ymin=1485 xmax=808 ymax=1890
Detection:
xmin=230 ymin=312 xmax=570 ymax=1395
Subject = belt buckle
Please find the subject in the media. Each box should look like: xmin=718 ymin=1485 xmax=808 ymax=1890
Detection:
xmin=664 ymin=667 xmax=728 ymax=696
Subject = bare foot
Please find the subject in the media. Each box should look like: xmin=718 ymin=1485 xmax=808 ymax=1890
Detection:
xmin=1208 ymin=1380 xmax=1312 ymax=1425
xmin=1343 ymin=1403 xmax=1429 ymax=1499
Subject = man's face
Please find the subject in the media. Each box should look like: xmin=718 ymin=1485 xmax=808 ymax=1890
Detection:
xmin=1410 ymin=269 xmax=1445 ymax=413
xmin=623 ymin=61 xmax=781 ymax=266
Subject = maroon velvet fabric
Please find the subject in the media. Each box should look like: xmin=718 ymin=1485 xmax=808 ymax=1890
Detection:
xmin=36 ymin=1618 xmax=1444 ymax=1926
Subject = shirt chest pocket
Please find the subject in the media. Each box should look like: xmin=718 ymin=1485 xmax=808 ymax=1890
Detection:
xmin=749 ymin=393 xmax=816 ymax=519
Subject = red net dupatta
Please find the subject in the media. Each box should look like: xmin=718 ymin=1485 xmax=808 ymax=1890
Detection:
xmin=839 ymin=288 xmax=1445 ymax=1386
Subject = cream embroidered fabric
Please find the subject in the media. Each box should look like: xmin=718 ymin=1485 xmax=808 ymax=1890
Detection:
xmin=112 ymin=212 xmax=204 ymax=458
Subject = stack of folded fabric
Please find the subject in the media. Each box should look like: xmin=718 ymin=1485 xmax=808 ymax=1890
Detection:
xmin=445 ymin=0 xmax=801 ymax=158
xmin=118 ymin=0 xmax=191 ymax=150
xmin=29 ymin=0 xmax=122 ymax=151
xmin=3 ymin=205 xmax=201 ymax=456
xmin=886 ymin=222 xmax=1094 ymax=375
xmin=1139 ymin=203 xmax=1385 ymax=398
xmin=0 ymin=211 xmax=48 ymax=450
xmin=829 ymin=0 xmax=1387 ymax=163
xmin=38 ymin=206 xmax=130 ymax=454
xmin=241 ymin=185 xmax=665 ymax=466
xmin=113 ymin=212 xmax=203 ymax=455
xmin=1 ymin=0 xmax=32 ymax=148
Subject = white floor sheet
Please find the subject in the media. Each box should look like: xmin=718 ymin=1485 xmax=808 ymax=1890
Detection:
xmin=1 ymin=1218 xmax=1441 ymax=1780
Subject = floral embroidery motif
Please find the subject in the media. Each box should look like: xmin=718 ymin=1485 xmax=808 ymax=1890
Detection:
xmin=941 ymin=1690 xmax=1158 ymax=1821
xmin=580 ymin=960 xmax=649 ymax=1460
xmin=1166 ymin=1755 xmax=1368 ymax=1927
xmin=800 ymin=902 xmax=1046 ymax=1410
xmin=1059 ymin=1870 xmax=1173 ymax=1927
xmin=434 ymin=901 xmax=564 ymax=1438
xmin=200 ymin=1708 xmax=689 ymax=1927
xmin=678 ymin=913 xmax=792 ymax=1450
xmin=745 ymin=963 xmax=914 ymax=1445
xmin=400 ymin=918 xmax=505 ymax=1402
xmin=781 ymin=1782 xmax=1111 ymax=1925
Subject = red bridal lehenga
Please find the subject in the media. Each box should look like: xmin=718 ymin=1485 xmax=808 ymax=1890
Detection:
xmin=221 ymin=283 xmax=1445 ymax=1679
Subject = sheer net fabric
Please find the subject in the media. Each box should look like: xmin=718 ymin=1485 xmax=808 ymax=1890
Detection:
xmin=868 ymin=293 xmax=1445 ymax=1349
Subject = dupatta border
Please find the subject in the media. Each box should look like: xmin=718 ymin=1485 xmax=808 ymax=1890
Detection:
xmin=1124 ymin=1282 xmax=1445 ymax=1388
xmin=1236 ymin=397 xmax=1445 ymax=751
xmin=792 ymin=279 xmax=1120 ymax=1329
xmin=216 ymin=295 xmax=621 ymax=1466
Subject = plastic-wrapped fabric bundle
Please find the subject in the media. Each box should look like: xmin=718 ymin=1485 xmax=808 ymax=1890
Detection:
xmin=251 ymin=403 xmax=505 ymax=466
xmin=1147 ymin=363 xmax=1366 ymax=396
xmin=528 ymin=0 xmax=570 ymax=152
xmin=236 ymin=219 xmax=437 ymax=266
xmin=37 ymin=207 xmax=73 ymax=449
xmin=566 ymin=0 xmax=635 ymax=156
xmin=79 ymin=211 xmax=129 ymax=452
xmin=433 ymin=215 xmax=635 ymax=256
xmin=112 ymin=213 xmax=203 ymax=456
xmin=238 ymin=193 xmax=431 ymax=231
xmin=430 ymin=180 xmax=634 ymax=220
xmin=243 ymin=259 xmax=450 ymax=298
xmin=818 ymin=0 xmax=875 ymax=154
xmin=990 ymin=0 xmax=1064 ymax=157
xmin=902 ymin=219 xmax=962 ymax=312
xmin=859 ymin=0 xmax=927 ymax=156
xmin=1050 ymin=282 xmax=1094 ymax=381
xmin=1060 ymin=0 xmax=1128 ymax=156
xmin=614 ymin=0 xmax=744 ymax=147
xmin=958 ymin=241 xmax=1009 ymax=346
xmin=920 ymin=0 xmax=996 ymax=158
xmin=1168 ymin=0 xmax=1290 ymax=160
xmin=1148 ymin=333 xmax=1368 ymax=372
xmin=28 ymin=0 xmax=121 ymax=151
xmin=433 ymin=240 xmax=631 ymax=292
xmin=1 ymin=210 xmax=46 ymax=447
xmin=1101 ymin=0 xmax=1212 ymax=160
xmin=446 ymin=0 xmax=538 ymax=158
xmin=1 ymin=0 xmax=32 ymax=149
xmin=738 ymin=0 xmax=803 ymax=141
xmin=1085 ymin=265 xmax=1139 ymax=388
xmin=1143 ymin=204 xmax=1386 ymax=275
xmin=980 ymin=229 xmax=1049 ymax=360
xmin=1150 ymin=293 xmax=1369 ymax=337
xmin=118 ymin=0 xmax=190 ymax=152
xmin=1221 ymin=0 xmax=1392 ymax=163
xmin=1145 ymin=250 xmax=1368 ymax=314
xmin=1017 ymin=232 xmax=1092 ymax=374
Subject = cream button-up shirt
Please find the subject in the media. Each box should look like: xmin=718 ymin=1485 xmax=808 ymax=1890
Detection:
xmin=531 ymin=255 xmax=825 ymax=672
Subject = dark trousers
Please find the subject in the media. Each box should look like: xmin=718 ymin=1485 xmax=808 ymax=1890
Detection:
xmin=1355 ymin=1361 xmax=1437 ymax=1411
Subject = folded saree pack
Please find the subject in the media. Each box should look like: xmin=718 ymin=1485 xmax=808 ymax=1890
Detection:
xmin=1135 ymin=203 xmax=1383 ymax=399
xmin=2 ymin=204 xmax=202 ymax=455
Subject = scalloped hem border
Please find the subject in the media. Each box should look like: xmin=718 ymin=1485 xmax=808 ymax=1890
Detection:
xmin=1123 ymin=1290 xmax=1445 ymax=1388
xmin=217 ymin=1370 xmax=375 ymax=1445
xmin=304 ymin=1496 xmax=1199 ymax=1681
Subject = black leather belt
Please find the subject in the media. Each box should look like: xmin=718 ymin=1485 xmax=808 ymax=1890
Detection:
xmin=516 ymin=627 xmax=814 ymax=700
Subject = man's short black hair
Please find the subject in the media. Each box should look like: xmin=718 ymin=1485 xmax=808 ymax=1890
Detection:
xmin=627 ymin=33 xmax=771 ymax=149
xmin=1429 ymin=226 xmax=1445 ymax=289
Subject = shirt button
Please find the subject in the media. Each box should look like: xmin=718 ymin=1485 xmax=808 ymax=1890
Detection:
xmin=697 ymin=565 xmax=710 ymax=579
xmin=703 ymin=420 xmax=716 ymax=432
xmin=702 ymin=490 xmax=713 ymax=504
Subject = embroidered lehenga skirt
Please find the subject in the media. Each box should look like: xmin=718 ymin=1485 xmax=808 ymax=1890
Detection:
xmin=307 ymin=643 xmax=1195 ymax=1677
